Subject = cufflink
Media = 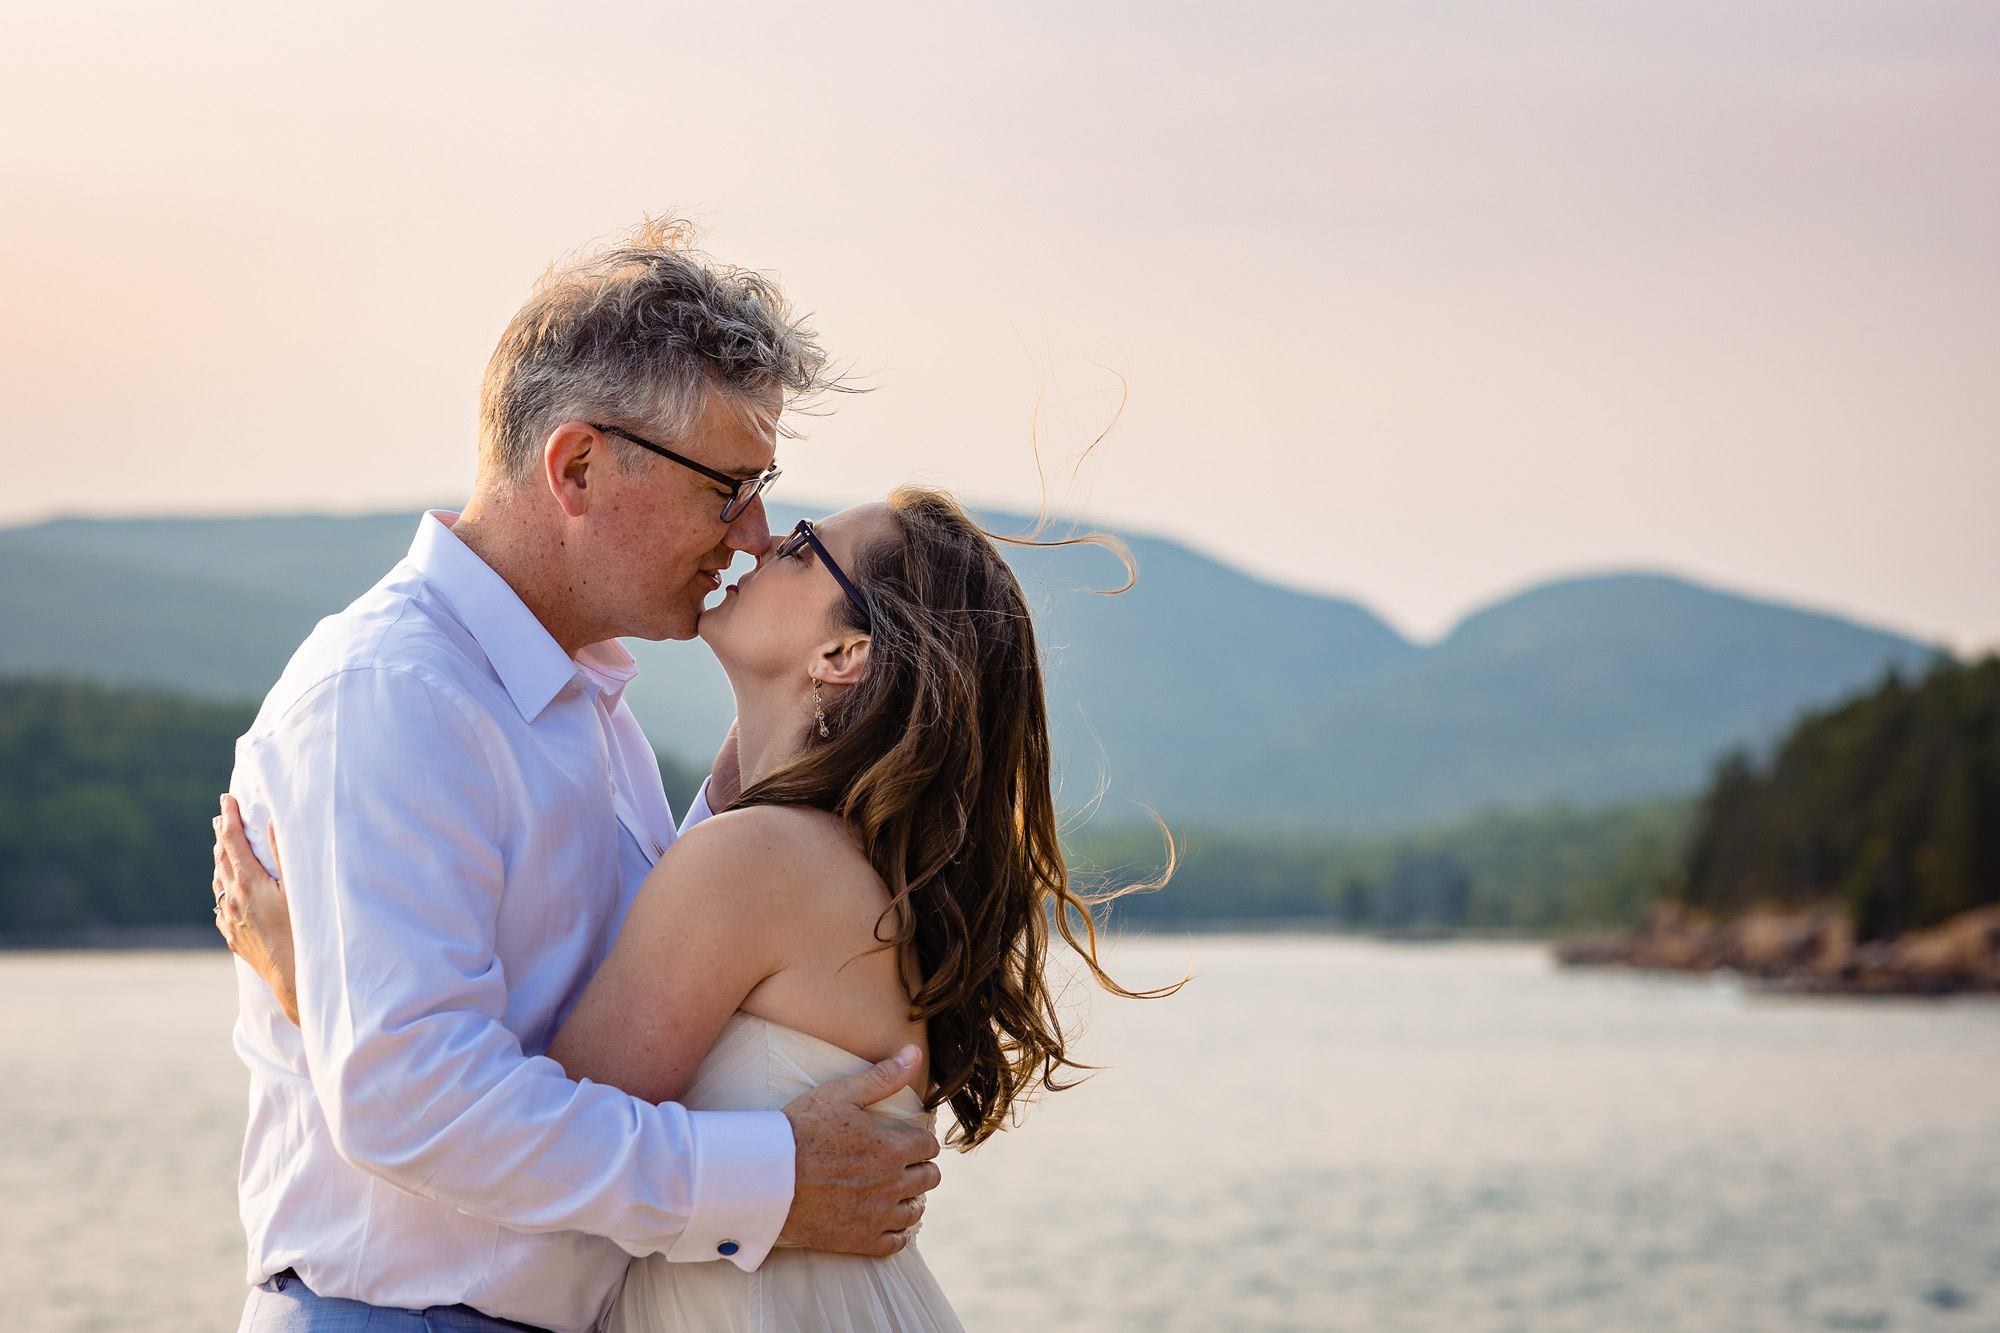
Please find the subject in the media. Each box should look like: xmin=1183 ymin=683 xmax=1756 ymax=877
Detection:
xmin=716 ymin=1240 xmax=740 ymax=1257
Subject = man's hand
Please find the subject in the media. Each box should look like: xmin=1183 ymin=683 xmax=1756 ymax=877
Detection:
xmin=780 ymin=1045 xmax=942 ymax=1256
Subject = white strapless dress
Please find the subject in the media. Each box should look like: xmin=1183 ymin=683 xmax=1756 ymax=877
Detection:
xmin=607 ymin=1013 xmax=964 ymax=1333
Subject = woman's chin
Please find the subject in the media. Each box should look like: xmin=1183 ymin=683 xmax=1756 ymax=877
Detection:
xmin=696 ymin=595 xmax=734 ymax=650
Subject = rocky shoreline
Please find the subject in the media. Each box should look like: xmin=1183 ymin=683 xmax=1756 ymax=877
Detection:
xmin=1558 ymin=902 xmax=2000 ymax=995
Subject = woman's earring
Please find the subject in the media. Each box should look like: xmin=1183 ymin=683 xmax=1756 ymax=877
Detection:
xmin=812 ymin=677 xmax=830 ymax=739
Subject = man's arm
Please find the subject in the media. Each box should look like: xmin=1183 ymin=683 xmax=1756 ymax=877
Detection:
xmin=235 ymin=666 xmax=790 ymax=1268
xmin=216 ymin=778 xmax=940 ymax=1258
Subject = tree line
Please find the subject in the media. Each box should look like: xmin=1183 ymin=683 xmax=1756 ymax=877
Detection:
xmin=1670 ymin=655 xmax=1998 ymax=939
xmin=0 ymin=676 xmax=723 ymax=936
xmin=7 ymin=657 xmax=1988 ymax=940
xmin=0 ymin=672 xmax=1708 ymax=939
xmin=1073 ymin=799 xmax=1691 ymax=932
xmin=0 ymin=672 xmax=1691 ymax=938
xmin=0 ymin=677 xmax=254 ymax=932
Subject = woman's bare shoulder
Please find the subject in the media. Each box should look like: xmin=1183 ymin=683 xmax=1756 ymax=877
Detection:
xmin=662 ymin=804 xmax=884 ymax=917
xmin=673 ymin=802 xmax=854 ymax=861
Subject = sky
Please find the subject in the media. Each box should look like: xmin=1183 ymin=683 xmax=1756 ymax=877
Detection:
xmin=3 ymin=1 xmax=1995 ymax=648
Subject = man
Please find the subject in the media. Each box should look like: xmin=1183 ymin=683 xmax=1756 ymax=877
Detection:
xmin=221 ymin=220 xmax=939 ymax=1333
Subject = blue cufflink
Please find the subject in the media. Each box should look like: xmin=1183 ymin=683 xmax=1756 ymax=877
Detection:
xmin=717 ymin=1241 xmax=740 ymax=1257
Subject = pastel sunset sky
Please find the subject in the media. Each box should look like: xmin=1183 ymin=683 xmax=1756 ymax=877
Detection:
xmin=4 ymin=1 xmax=1995 ymax=647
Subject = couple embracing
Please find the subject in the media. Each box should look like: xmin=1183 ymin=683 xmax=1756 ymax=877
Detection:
xmin=209 ymin=219 xmax=1160 ymax=1333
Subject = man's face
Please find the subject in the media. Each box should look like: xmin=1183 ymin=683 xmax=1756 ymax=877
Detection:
xmin=582 ymin=389 xmax=777 ymax=642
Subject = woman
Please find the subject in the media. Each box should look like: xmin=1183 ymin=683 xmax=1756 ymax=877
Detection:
xmin=215 ymin=487 xmax=1170 ymax=1333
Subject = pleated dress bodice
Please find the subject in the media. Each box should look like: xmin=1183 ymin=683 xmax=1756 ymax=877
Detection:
xmin=606 ymin=1013 xmax=962 ymax=1333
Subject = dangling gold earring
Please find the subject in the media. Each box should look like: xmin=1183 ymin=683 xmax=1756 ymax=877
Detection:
xmin=812 ymin=677 xmax=830 ymax=739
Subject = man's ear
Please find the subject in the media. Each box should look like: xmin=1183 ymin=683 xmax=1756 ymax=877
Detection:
xmin=815 ymin=634 xmax=872 ymax=688
xmin=542 ymin=422 xmax=605 ymax=519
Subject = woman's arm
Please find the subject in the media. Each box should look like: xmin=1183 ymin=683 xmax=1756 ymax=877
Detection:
xmin=547 ymin=809 xmax=808 ymax=1103
xmin=215 ymin=793 xmax=843 ymax=1106
xmin=217 ymin=786 xmax=937 ymax=1255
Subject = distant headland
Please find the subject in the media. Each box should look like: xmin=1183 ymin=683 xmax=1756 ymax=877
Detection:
xmin=1560 ymin=658 xmax=2000 ymax=994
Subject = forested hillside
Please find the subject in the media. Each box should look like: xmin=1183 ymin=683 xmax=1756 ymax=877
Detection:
xmin=1558 ymin=657 xmax=2000 ymax=991
xmin=1076 ymin=798 xmax=1692 ymax=931
xmin=0 ymin=671 xmax=1695 ymax=936
xmin=0 ymin=679 xmax=253 ymax=931
xmin=0 ymin=676 xmax=714 ymax=936
xmin=18 ymin=661 xmax=1985 ymax=942
xmin=1673 ymin=656 xmax=1999 ymax=940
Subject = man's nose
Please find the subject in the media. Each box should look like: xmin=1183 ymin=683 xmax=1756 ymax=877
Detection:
xmin=726 ymin=495 xmax=772 ymax=556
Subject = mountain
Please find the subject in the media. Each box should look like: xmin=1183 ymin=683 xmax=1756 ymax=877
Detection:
xmin=1014 ymin=530 xmax=1418 ymax=803
xmin=0 ymin=507 xmax=1939 ymax=830
xmin=612 ymin=513 xmax=1425 ymax=809
xmin=0 ymin=513 xmax=429 ymax=698
xmin=1225 ymin=574 xmax=1941 ymax=827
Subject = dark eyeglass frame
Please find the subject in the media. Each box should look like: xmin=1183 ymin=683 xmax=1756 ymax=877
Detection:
xmin=589 ymin=423 xmax=781 ymax=523
xmin=775 ymin=519 xmax=874 ymax=630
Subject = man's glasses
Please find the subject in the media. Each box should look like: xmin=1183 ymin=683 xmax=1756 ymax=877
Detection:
xmin=590 ymin=423 xmax=781 ymax=523
xmin=775 ymin=520 xmax=874 ymax=630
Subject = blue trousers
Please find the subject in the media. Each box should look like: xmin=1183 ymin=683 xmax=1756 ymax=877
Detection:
xmin=237 ymin=1270 xmax=553 ymax=1332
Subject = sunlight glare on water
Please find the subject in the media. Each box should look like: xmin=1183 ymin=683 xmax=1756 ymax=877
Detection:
xmin=2 ymin=940 xmax=1996 ymax=1332
xmin=925 ymin=938 xmax=2000 ymax=1331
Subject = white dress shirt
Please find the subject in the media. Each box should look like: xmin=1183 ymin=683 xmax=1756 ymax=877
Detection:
xmin=227 ymin=512 xmax=792 ymax=1333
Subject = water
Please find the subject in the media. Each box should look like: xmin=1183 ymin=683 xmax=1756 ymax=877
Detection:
xmin=3 ymin=940 xmax=1997 ymax=1332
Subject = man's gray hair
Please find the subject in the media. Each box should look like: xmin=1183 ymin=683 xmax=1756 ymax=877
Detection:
xmin=478 ymin=217 xmax=837 ymax=482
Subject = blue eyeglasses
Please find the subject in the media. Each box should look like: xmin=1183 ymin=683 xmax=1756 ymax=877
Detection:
xmin=775 ymin=520 xmax=874 ymax=630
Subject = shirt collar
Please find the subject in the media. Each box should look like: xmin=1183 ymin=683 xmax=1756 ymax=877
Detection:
xmin=573 ymin=638 xmax=640 ymax=711
xmin=406 ymin=511 xmax=591 ymax=724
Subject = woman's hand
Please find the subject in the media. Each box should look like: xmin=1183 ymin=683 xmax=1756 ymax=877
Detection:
xmin=213 ymin=794 xmax=300 ymax=1026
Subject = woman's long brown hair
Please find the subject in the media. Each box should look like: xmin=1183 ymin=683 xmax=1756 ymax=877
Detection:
xmin=733 ymin=487 xmax=1174 ymax=1147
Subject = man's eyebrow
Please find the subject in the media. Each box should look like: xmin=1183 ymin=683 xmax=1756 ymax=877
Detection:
xmin=724 ymin=458 xmax=777 ymax=481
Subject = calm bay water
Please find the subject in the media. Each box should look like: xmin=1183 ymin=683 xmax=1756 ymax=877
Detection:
xmin=3 ymin=939 xmax=1996 ymax=1332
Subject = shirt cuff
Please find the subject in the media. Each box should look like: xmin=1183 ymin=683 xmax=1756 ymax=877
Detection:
xmin=678 ymin=778 xmax=715 ymax=837
xmin=663 ymin=1110 xmax=795 ymax=1271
